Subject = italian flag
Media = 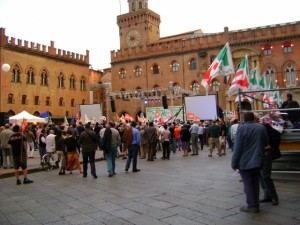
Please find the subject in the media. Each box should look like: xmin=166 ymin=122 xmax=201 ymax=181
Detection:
xmin=228 ymin=55 xmax=249 ymax=97
xmin=84 ymin=114 xmax=90 ymax=123
xmin=64 ymin=116 xmax=69 ymax=126
xmin=164 ymin=105 xmax=183 ymax=123
xmin=259 ymin=74 xmax=266 ymax=90
xmin=249 ymin=67 xmax=259 ymax=90
xmin=201 ymin=43 xmax=234 ymax=92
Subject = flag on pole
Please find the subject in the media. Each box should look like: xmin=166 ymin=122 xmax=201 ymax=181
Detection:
xmin=259 ymin=74 xmax=266 ymax=90
xmin=228 ymin=55 xmax=249 ymax=96
xmin=249 ymin=67 xmax=259 ymax=91
xmin=21 ymin=118 xmax=27 ymax=132
xmin=84 ymin=114 xmax=90 ymax=123
xmin=40 ymin=111 xmax=49 ymax=118
xmin=201 ymin=43 xmax=234 ymax=93
xmin=63 ymin=116 xmax=69 ymax=126
xmin=71 ymin=115 xmax=75 ymax=124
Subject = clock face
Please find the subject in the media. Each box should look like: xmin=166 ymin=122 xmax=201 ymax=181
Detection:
xmin=126 ymin=29 xmax=141 ymax=47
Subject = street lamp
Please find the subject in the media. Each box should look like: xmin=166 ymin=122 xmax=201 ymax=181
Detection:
xmin=212 ymin=81 xmax=220 ymax=119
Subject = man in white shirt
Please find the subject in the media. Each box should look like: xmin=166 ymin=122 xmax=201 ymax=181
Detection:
xmin=230 ymin=119 xmax=239 ymax=149
xmin=198 ymin=123 xmax=205 ymax=150
xmin=189 ymin=121 xmax=199 ymax=155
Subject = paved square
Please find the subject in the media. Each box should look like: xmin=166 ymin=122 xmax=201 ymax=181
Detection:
xmin=0 ymin=148 xmax=300 ymax=225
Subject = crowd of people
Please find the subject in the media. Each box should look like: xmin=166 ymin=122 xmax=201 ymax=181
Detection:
xmin=1 ymin=92 xmax=298 ymax=213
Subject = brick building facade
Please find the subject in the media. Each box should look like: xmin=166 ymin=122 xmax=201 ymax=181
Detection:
xmin=0 ymin=27 xmax=90 ymax=123
xmin=110 ymin=0 xmax=300 ymax=121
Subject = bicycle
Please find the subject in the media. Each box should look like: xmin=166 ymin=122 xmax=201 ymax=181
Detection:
xmin=41 ymin=152 xmax=59 ymax=171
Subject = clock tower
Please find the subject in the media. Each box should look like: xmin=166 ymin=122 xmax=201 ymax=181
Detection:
xmin=117 ymin=0 xmax=161 ymax=48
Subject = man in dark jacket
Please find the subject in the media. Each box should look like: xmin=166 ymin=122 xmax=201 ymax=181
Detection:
xmin=259 ymin=123 xmax=281 ymax=206
xmin=231 ymin=112 xmax=269 ymax=213
xmin=144 ymin=122 xmax=157 ymax=161
xmin=79 ymin=124 xmax=98 ymax=178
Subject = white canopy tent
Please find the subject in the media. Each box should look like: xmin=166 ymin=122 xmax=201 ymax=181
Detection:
xmin=9 ymin=110 xmax=46 ymax=123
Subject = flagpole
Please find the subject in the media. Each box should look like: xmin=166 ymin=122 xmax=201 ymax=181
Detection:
xmin=238 ymin=88 xmax=243 ymax=122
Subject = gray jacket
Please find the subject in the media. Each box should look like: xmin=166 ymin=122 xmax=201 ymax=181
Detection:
xmin=231 ymin=121 xmax=268 ymax=170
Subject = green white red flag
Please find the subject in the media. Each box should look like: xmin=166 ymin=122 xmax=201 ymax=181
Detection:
xmin=201 ymin=43 xmax=234 ymax=93
xmin=249 ymin=67 xmax=259 ymax=91
xmin=228 ymin=55 xmax=249 ymax=97
xmin=259 ymin=74 xmax=266 ymax=90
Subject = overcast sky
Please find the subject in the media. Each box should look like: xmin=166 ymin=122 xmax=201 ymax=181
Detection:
xmin=0 ymin=0 xmax=298 ymax=70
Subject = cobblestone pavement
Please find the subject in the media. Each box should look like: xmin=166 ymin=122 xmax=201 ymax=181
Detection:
xmin=0 ymin=147 xmax=300 ymax=225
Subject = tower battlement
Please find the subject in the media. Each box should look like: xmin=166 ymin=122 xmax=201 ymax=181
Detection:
xmin=111 ymin=21 xmax=300 ymax=63
xmin=0 ymin=27 xmax=89 ymax=65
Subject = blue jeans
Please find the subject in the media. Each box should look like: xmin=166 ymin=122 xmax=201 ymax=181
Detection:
xmin=105 ymin=144 xmax=117 ymax=174
xmin=125 ymin=144 xmax=139 ymax=171
xmin=174 ymin=139 xmax=181 ymax=151
xmin=171 ymin=138 xmax=176 ymax=153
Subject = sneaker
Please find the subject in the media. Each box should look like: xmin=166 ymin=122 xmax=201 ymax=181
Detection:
xmin=208 ymin=154 xmax=212 ymax=157
xmin=23 ymin=178 xmax=33 ymax=184
xmin=239 ymin=206 xmax=259 ymax=213
xmin=16 ymin=179 xmax=21 ymax=185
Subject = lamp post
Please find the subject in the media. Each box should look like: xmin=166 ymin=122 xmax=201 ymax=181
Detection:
xmin=212 ymin=80 xmax=220 ymax=119
xmin=169 ymin=81 xmax=174 ymax=115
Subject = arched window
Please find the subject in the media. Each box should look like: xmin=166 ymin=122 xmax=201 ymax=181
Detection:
xmin=80 ymin=76 xmax=86 ymax=91
xmin=135 ymin=66 xmax=142 ymax=77
xmin=40 ymin=69 xmax=48 ymax=86
xmin=59 ymin=97 xmax=64 ymax=106
xmin=190 ymin=58 xmax=197 ymax=70
xmin=285 ymin=64 xmax=296 ymax=87
xmin=26 ymin=67 xmax=35 ymax=84
xmin=264 ymin=67 xmax=276 ymax=88
xmin=58 ymin=72 xmax=64 ymax=88
xmin=82 ymin=99 xmax=86 ymax=105
xmin=120 ymin=68 xmax=126 ymax=79
xmin=71 ymin=98 xmax=75 ymax=107
xmin=171 ymin=60 xmax=179 ymax=72
xmin=34 ymin=96 xmax=39 ymax=105
xmin=139 ymin=1 xmax=142 ymax=9
xmin=46 ymin=97 xmax=51 ymax=106
xmin=132 ymin=2 xmax=136 ymax=11
xmin=152 ymin=64 xmax=159 ymax=74
xmin=70 ymin=74 xmax=76 ymax=89
xmin=12 ymin=65 xmax=20 ymax=83
xmin=8 ymin=93 xmax=14 ymax=104
xmin=192 ymin=82 xmax=200 ymax=94
xmin=22 ymin=95 xmax=27 ymax=105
